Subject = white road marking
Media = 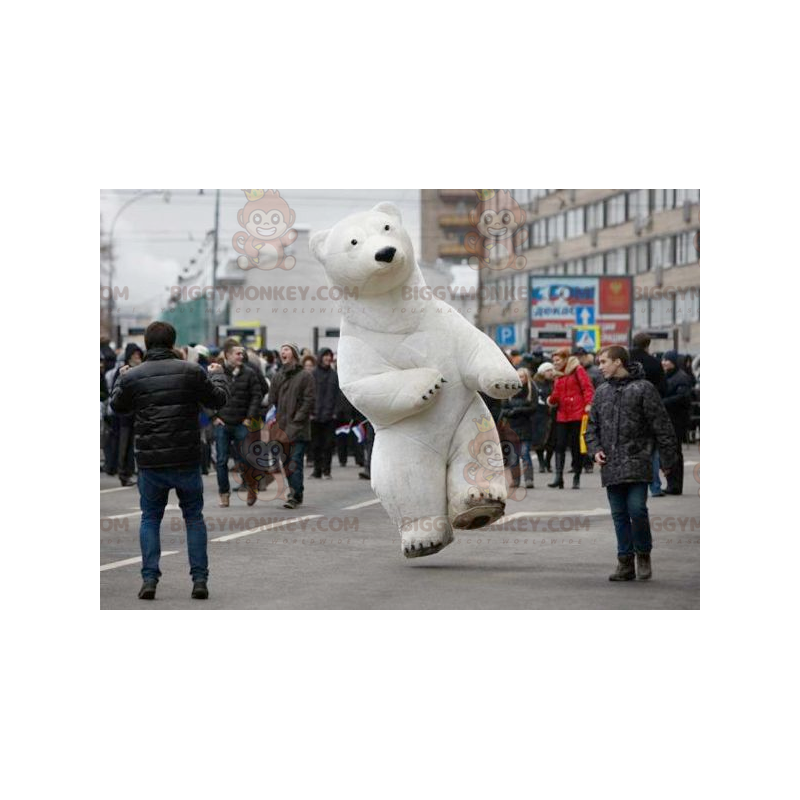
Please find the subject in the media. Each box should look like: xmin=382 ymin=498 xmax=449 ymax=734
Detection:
xmin=102 ymin=504 xmax=180 ymax=521
xmin=100 ymin=552 xmax=179 ymax=572
xmin=211 ymin=515 xmax=323 ymax=543
xmin=492 ymin=508 xmax=611 ymax=526
xmin=343 ymin=498 xmax=381 ymax=511
xmin=100 ymin=486 xmax=136 ymax=494
xmin=685 ymin=461 xmax=699 ymax=467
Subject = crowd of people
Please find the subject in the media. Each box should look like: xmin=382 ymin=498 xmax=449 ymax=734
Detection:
xmin=101 ymin=325 xmax=699 ymax=599
xmin=102 ymin=335 xmax=374 ymax=510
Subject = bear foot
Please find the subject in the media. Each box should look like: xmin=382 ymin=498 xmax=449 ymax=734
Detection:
xmin=401 ymin=517 xmax=454 ymax=560
xmin=451 ymin=489 xmax=506 ymax=531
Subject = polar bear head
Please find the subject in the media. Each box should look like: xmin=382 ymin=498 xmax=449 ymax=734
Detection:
xmin=310 ymin=202 xmax=418 ymax=298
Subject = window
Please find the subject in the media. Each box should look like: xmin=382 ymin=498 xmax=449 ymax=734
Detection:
xmin=634 ymin=298 xmax=649 ymax=328
xmin=676 ymin=231 xmax=699 ymax=266
xmin=605 ymin=248 xmax=627 ymax=275
xmin=676 ymin=189 xmax=700 ymax=206
xmin=586 ymin=201 xmax=605 ymax=230
xmin=627 ymin=189 xmax=649 ymax=221
xmin=675 ymin=288 xmax=700 ymax=324
xmin=586 ymin=254 xmax=603 ymax=274
xmin=651 ymin=239 xmax=666 ymax=270
xmin=651 ymin=294 xmax=675 ymax=326
xmin=566 ymin=207 xmax=585 ymax=239
xmin=663 ymin=236 xmax=675 ymax=268
xmin=653 ymin=190 xmax=677 ymax=212
xmin=605 ymin=194 xmax=626 ymax=226
xmin=547 ymin=214 xmax=565 ymax=243
xmin=628 ymin=243 xmax=649 ymax=274
xmin=532 ymin=220 xmax=546 ymax=247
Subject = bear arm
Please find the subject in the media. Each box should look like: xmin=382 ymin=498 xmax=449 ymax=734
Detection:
xmin=449 ymin=317 xmax=521 ymax=398
xmin=342 ymin=367 xmax=444 ymax=427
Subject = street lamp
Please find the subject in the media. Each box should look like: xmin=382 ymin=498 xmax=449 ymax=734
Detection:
xmin=104 ymin=189 xmax=170 ymax=340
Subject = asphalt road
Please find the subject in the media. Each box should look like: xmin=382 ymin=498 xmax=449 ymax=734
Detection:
xmin=100 ymin=445 xmax=700 ymax=610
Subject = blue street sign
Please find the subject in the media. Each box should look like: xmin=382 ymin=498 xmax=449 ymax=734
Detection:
xmin=576 ymin=306 xmax=595 ymax=326
xmin=496 ymin=325 xmax=516 ymax=346
xmin=574 ymin=328 xmax=599 ymax=351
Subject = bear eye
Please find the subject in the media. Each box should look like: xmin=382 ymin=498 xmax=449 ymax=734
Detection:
xmin=384 ymin=224 xmax=390 ymax=231
xmin=351 ymin=239 xmax=358 ymax=246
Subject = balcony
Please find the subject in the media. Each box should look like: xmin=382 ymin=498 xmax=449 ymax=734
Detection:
xmin=439 ymin=189 xmax=477 ymax=200
xmin=439 ymin=213 xmax=472 ymax=228
xmin=439 ymin=241 xmax=470 ymax=258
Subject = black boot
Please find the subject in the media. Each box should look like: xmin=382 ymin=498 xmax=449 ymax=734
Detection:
xmin=138 ymin=581 xmax=157 ymax=600
xmin=609 ymin=555 xmax=636 ymax=582
xmin=636 ymin=553 xmax=652 ymax=581
xmin=537 ymin=451 xmax=547 ymax=474
xmin=548 ymin=453 xmax=565 ymax=489
xmin=572 ymin=473 xmax=580 ymax=489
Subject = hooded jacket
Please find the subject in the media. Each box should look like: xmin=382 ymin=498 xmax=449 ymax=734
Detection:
xmin=547 ymin=357 xmax=595 ymax=423
xmin=268 ymin=362 xmax=316 ymax=442
xmin=585 ymin=363 xmax=678 ymax=487
xmin=110 ymin=346 xmax=231 ymax=469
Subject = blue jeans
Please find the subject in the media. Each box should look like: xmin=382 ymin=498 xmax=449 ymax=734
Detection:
xmin=214 ymin=423 xmax=248 ymax=494
xmin=138 ymin=467 xmax=209 ymax=582
xmin=650 ymin=449 xmax=663 ymax=496
xmin=606 ymin=482 xmax=652 ymax=557
xmin=286 ymin=441 xmax=307 ymax=502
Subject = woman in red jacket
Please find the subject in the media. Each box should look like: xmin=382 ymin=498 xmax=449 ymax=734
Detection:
xmin=547 ymin=348 xmax=595 ymax=489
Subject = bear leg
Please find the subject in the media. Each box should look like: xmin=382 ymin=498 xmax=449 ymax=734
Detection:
xmin=447 ymin=396 xmax=507 ymax=530
xmin=371 ymin=431 xmax=454 ymax=559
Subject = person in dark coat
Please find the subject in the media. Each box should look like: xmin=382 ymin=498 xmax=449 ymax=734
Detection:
xmin=267 ymin=342 xmax=316 ymax=509
xmin=585 ymin=346 xmax=678 ymax=582
xmin=630 ymin=332 xmax=668 ymax=497
xmin=499 ymin=368 xmax=536 ymax=489
xmin=111 ymin=344 xmax=144 ymax=487
xmin=310 ymin=348 xmax=339 ymax=479
xmin=335 ymin=389 xmax=366 ymax=468
xmin=110 ymin=322 xmax=230 ymax=601
xmin=661 ymin=350 xmax=693 ymax=495
xmin=213 ymin=340 xmax=264 ymax=508
xmin=531 ymin=362 xmax=556 ymax=473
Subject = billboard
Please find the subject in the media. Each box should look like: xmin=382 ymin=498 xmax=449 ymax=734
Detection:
xmin=530 ymin=276 xmax=633 ymax=351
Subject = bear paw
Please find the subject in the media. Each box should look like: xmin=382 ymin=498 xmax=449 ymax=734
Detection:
xmin=413 ymin=376 xmax=447 ymax=410
xmin=401 ymin=517 xmax=454 ymax=559
xmin=482 ymin=378 xmax=522 ymax=400
xmin=451 ymin=489 xmax=506 ymax=531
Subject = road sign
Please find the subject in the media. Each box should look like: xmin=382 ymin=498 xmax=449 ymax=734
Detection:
xmin=495 ymin=325 xmax=516 ymax=346
xmin=530 ymin=276 xmax=632 ymax=350
xmin=573 ymin=325 xmax=601 ymax=352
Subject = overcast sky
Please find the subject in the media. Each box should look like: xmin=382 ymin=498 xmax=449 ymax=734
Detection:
xmin=100 ymin=189 xmax=422 ymax=315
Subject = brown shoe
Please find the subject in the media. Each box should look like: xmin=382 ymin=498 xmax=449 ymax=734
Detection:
xmin=247 ymin=487 xmax=258 ymax=507
xmin=219 ymin=493 xmax=230 ymax=508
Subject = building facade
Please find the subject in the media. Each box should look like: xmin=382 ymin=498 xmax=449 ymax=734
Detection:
xmin=478 ymin=189 xmax=700 ymax=354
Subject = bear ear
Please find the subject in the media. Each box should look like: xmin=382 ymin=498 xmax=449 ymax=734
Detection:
xmin=372 ymin=202 xmax=403 ymax=225
xmin=310 ymin=229 xmax=330 ymax=263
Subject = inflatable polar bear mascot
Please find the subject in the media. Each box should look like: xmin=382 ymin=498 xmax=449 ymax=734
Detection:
xmin=310 ymin=202 xmax=522 ymax=559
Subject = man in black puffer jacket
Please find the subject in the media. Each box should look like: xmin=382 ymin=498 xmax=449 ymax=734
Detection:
xmin=212 ymin=339 xmax=264 ymax=508
xmin=585 ymin=346 xmax=678 ymax=583
xmin=110 ymin=322 xmax=230 ymax=601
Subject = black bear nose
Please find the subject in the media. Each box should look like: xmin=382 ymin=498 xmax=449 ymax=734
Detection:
xmin=375 ymin=247 xmax=396 ymax=264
